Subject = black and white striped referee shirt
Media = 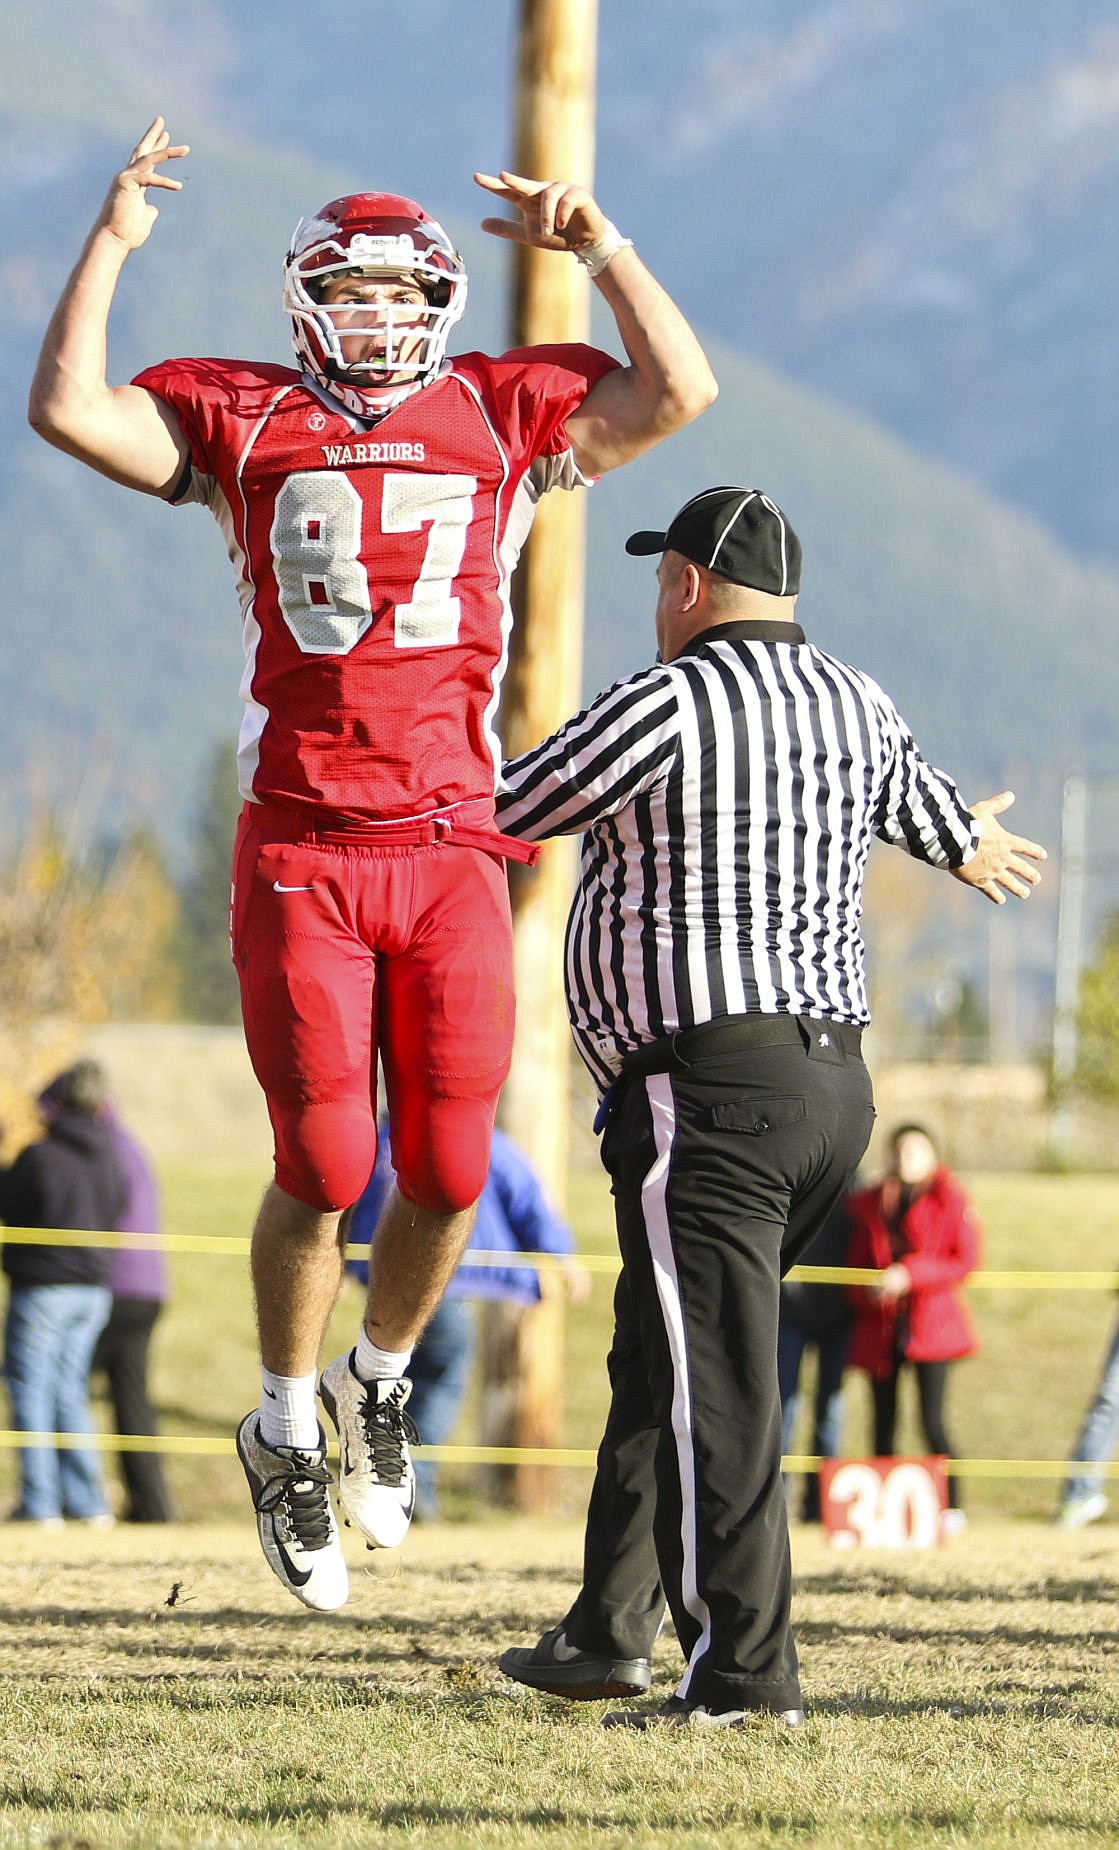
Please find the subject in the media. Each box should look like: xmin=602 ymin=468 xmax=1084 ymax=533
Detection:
xmin=496 ymin=618 xmax=980 ymax=1095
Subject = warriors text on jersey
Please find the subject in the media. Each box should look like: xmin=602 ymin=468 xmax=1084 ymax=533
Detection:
xmin=135 ymin=347 xmax=618 ymax=823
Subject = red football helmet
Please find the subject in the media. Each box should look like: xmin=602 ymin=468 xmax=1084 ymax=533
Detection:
xmin=282 ymin=193 xmax=467 ymax=406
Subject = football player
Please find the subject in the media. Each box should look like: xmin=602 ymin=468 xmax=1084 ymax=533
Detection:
xmin=29 ymin=118 xmax=716 ymax=1611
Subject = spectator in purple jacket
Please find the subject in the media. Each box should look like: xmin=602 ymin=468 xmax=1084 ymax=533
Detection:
xmin=91 ymin=1111 xmax=174 ymax=1523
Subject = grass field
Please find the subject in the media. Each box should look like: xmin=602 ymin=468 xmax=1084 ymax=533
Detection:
xmin=0 ymin=1519 xmax=1114 ymax=1848
xmin=0 ymin=1162 xmax=1116 ymax=1846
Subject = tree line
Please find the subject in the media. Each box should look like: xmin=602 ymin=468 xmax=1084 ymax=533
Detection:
xmin=0 ymin=738 xmax=1114 ymax=1110
xmin=0 ymin=741 xmax=240 ymax=1143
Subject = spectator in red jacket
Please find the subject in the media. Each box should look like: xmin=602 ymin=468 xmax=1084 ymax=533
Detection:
xmin=845 ymin=1124 xmax=981 ymax=1525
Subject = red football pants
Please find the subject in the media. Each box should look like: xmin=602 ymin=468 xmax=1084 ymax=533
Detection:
xmin=230 ymin=806 xmax=515 ymax=1212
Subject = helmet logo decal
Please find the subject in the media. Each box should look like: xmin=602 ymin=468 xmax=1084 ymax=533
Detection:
xmin=346 ymin=233 xmax=422 ymax=267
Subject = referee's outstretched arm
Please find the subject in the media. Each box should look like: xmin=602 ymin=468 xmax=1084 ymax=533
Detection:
xmin=950 ymin=789 xmax=1047 ymax=905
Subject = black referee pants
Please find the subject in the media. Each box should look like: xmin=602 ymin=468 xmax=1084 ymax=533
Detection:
xmin=564 ymin=1030 xmax=875 ymax=1714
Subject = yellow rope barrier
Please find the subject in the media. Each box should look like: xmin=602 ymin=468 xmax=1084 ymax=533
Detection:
xmin=0 ymin=1430 xmax=1116 ymax=1478
xmin=1 ymin=1232 xmax=1114 ymax=1481
xmin=1 ymin=1229 xmax=1115 ymax=1290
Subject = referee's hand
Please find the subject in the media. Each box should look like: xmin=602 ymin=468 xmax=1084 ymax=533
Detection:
xmin=951 ymin=791 xmax=1046 ymax=905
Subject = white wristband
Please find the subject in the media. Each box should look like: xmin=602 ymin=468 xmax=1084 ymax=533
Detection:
xmin=573 ymin=221 xmax=634 ymax=279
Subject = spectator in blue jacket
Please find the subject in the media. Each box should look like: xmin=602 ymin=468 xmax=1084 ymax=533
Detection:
xmin=1055 ymin=1284 xmax=1119 ymax=1529
xmin=347 ymin=1124 xmax=586 ymax=1518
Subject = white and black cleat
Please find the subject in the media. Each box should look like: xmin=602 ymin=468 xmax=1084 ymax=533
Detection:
xmin=319 ymin=1353 xmax=418 ymax=1550
xmin=235 ymin=1414 xmax=349 ymax=1612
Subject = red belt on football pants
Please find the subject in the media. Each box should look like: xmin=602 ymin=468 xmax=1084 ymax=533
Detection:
xmin=245 ymin=801 xmax=541 ymax=865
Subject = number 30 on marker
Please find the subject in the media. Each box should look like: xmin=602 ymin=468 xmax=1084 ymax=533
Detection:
xmin=820 ymin=1457 xmax=949 ymax=1548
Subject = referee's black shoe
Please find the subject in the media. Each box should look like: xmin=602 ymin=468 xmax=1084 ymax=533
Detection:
xmin=602 ymin=1695 xmax=805 ymax=1731
xmin=499 ymin=1624 xmax=652 ymax=1700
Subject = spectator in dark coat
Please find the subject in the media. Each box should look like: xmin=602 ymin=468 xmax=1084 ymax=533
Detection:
xmin=0 ymin=1060 xmax=127 ymax=1526
xmin=777 ymin=1203 xmax=854 ymax=1521
xmin=91 ymin=1113 xmax=174 ymax=1523
xmin=845 ymin=1123 xmax=981 ymax=1522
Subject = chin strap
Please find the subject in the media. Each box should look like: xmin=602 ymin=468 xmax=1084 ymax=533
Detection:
xmin=318 ymin=373 xmax=429 ymax=422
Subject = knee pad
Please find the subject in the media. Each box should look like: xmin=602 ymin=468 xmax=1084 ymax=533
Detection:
xmin=391 ymin=1095 xmax=495 ymax=1214
xmin=270 ymin=1097 xmax=377 ymax=1213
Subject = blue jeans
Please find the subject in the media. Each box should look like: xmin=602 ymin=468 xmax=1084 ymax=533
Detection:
xmin=407 ymin=1296 xmax=474 ymax=1519
xmin=1065 ymin=1313 xmax=1119 ymax=1503
xmin=4 ymin=1283 xmax=113 ymax=1519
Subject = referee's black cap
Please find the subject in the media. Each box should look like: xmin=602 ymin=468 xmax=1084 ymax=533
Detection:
xmin=625 ymin=486 xmax=801 ymax=596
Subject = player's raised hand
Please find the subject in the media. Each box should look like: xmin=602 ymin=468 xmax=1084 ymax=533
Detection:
xmin=475 ymin=170 xmax=608 ymax=255
xmin=98 ymin=118 xmax=190 ymax=253
xmin=951 ymin=791 xmax=1047 ymax=905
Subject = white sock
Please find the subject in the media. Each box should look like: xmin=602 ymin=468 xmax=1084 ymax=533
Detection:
xmin=259 ymin=1368 xmax=321 ymax=1451
xmin=353 ymin=1328 xmax=412 ymax=1383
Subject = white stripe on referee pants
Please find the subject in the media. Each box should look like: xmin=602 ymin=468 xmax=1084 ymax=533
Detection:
xmin=640 ymin=1072 xmax=713 ymax=1698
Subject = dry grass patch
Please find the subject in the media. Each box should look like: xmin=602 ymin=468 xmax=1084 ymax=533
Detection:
xmin=0 ymin=1519 xmax=1112 ymax=1849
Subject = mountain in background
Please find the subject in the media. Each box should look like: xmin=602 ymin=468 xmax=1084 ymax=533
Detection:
xmin=6 ymin=0 xmax=1116 ymax=569
xmin=592 ymin=0 xmax=1119 ymax=573
xmin=227 ymin=0 xmax=1119 ymax=575
xmin=2 ymin=0 xmax=1117 ymax=1028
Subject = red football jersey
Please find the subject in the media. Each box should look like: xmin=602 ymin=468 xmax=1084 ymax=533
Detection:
xmin=134 ymin=347 xmax=618 ymax=821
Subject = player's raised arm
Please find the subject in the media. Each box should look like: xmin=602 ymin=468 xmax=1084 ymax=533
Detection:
xmin=28 ymin=118 xmax=192 ymax=497
xmin=475 ymin=170 xmax=717 ymax=477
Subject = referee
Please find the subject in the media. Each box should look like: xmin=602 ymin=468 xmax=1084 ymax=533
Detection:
xmin=495 ymin=485 xmax=1044 ymax=1730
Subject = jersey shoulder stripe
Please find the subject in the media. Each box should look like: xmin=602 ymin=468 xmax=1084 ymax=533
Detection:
xmin=133 ymin=355 xmax=301 ymax=405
